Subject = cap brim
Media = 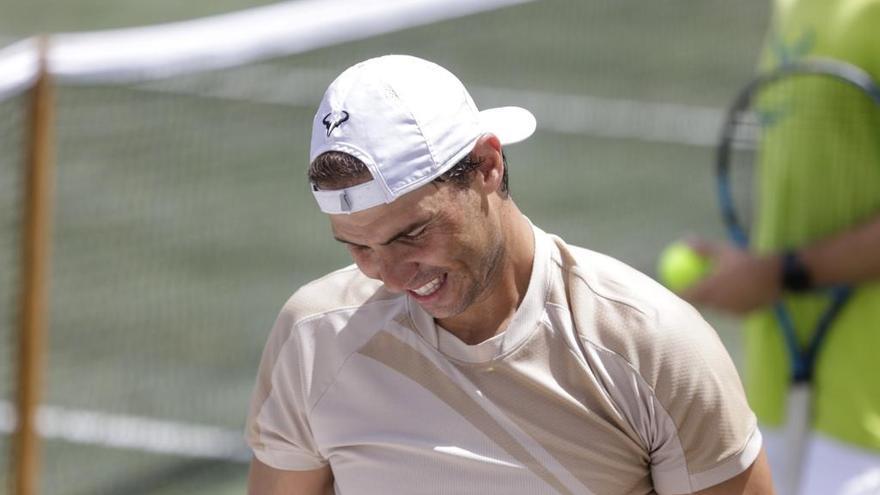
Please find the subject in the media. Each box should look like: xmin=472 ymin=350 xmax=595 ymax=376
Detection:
xmin=479 ymin=106 xmax=537 ymax=145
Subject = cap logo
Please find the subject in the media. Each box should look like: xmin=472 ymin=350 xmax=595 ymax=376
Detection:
xmin=340 ymin=190 xmax=352 ymax=212
xmin=322 ymin=110 xmax=350 ymax=137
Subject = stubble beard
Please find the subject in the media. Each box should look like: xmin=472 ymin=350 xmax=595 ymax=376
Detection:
xmin=437 ymin=228 xmax=507 ymax=320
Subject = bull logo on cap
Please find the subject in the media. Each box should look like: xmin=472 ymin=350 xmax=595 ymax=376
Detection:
xmin=322 ymin=110 xmax=350 ymax=137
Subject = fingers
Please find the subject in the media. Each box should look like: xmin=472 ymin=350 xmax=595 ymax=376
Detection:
xmin=680 ymin=275 xmax=712 ymax=305
xmin=665 ymin=236 xmax=765 ymax=314
xmin=678 ymin=250 xmax=782 ymax=315
xmin=682 ymin=236 xmax=720 ymax=259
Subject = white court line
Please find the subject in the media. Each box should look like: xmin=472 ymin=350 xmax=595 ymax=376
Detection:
xmin=0 ymin=400 xmax=250 ymax=462
xmin=75 ymin=61 xmax=725 ymax=148
xmin=138 ymin=66 xmax=725 ymax=147
xmin=473 ymin=87 xmax=724 ymax=147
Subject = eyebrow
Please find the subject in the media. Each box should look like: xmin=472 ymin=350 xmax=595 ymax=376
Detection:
xmin=334 ymin=218 xmax=431 ymax=248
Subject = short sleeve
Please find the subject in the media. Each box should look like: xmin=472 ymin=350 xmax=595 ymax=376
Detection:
xmin=245 ymin=306 xmax=328 ymax=470
xmin=647 ymin=304 xmax=762 ymax=494
xmin=564 ymin=249 xmax=763 ymax=494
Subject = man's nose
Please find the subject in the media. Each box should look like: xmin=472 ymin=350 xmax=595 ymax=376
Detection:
xmin=376 ymin=249 xmax=419 ymax=293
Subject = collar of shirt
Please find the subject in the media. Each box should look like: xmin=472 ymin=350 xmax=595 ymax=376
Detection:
xmin=407 ymin=223 xmax=552 ymax=364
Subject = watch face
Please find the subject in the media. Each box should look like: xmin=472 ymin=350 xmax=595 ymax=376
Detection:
xmin=782 ymin=252 xmax=812 ymax=292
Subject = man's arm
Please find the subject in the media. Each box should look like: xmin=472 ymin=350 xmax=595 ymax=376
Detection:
xmin=795 ymin=214 xmax=880 ymax=287
xmin=683 ymin=214 xmax=880 ymax=314
xmin=695 ymin=449 xmax=775 ymax=495
xmin=247 ymin=457 xmax=333 ymax=495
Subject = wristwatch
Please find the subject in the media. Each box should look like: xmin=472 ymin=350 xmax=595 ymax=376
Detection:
xmin=781 ymin=250 xmax=812 ymax=292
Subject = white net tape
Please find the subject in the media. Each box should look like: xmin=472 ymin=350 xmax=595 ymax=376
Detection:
xmin=0 ymin=0 xmax=532 ymax=99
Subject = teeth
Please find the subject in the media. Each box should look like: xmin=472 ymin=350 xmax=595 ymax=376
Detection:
xmin=413 ymin=276 xmax=442 ymax=296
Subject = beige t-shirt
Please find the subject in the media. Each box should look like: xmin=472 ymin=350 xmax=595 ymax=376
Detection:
xmin=246 ymin=226 xmax=761 ymax=494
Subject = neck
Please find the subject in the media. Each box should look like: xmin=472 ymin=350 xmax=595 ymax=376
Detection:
xmin=438 ymin=207 xmax=535 ymax=345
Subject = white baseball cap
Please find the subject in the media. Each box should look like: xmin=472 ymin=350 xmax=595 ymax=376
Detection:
xmin=309 ymin=54 xmax=537 ymax=214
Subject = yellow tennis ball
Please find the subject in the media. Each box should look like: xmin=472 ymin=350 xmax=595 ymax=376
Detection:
xmin=657 ymin=241 xmax=711 ymax=293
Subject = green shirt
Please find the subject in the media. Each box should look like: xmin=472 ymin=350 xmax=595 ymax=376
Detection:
xmin=744 ymin=0 xmax=880 ymax=451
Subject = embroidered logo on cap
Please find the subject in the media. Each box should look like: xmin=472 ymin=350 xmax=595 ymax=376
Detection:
xmin=322 ymin=110 xmax=350 ymax=137
xmin=340 ymin=190 xmax=352 ymax=212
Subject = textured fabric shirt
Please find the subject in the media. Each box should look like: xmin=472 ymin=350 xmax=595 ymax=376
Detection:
xmin=247 ymin=227 xmax=761 ymax=494
xmin=745 ymin=0 xmax=880 ymax=450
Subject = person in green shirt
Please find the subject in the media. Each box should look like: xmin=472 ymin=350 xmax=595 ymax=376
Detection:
xmin=683 ymin=0 xmax=880 ymax=494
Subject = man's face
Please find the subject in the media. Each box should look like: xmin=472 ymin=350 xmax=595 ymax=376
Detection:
xmin=330 ymin=181 xmax=504 ymax=321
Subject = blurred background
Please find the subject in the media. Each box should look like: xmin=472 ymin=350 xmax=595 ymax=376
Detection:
xmin=0 ymin=0 xmax=770 ymax=493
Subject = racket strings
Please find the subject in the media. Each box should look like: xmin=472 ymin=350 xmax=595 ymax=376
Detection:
xmin=719 ymin=63 xmax=880 ymax=376
xmin=734 ymin=77 xmax=880 ymax=253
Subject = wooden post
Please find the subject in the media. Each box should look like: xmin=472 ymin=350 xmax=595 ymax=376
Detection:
xmin=11 ymin=36 xmax=55 ymax=495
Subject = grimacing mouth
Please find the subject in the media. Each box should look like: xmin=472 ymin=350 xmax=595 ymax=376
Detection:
xmin=410 ymin=273 xmax=446 ymax=296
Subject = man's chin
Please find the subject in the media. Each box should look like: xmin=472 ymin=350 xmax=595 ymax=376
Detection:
xmin=408 ymin=278 xmax=477 ymax=320
xmin=414 ymin=301 xmax=453 ymax=319
xmin=412 ymin=297 xmax=468 ymax=322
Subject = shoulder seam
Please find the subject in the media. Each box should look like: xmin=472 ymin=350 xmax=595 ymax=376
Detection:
xmin=292 ymin=298 xmax=403 ymax=420
xmin=545 ymin=302 xmax=653 ymax=394
xmin=545 ymin=301 xmax=693 ymax=486
xmin=290 ymin=295 xmax=401 ymax=328
xmin=555 ymin=257 xmax=648 ymax=317
xmin=298 ymin=264 xmax=361 ymax=290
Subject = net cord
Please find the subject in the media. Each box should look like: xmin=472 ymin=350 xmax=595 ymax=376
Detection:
xmin=0 ymin=0 xmax=533 ymax=101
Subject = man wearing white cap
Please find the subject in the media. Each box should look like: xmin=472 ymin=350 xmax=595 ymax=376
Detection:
xmin=245 ymin=55 xmax=774 ymax=494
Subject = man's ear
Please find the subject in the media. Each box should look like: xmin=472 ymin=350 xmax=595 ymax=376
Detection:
xmin=472 ymin=134 xmax=504 ymax=195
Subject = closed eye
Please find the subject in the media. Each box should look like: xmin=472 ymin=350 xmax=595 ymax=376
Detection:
xmin=400 ymin=225 xmax=428 ymax=241
xmin=334 ymin=218 xmax=432 ymax=249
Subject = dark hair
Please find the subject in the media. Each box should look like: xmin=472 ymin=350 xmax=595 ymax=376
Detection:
xmin=307 ymin=151 xmax=370 ymax=191
xmin=309 ymin=150 xmax=510 ymax=197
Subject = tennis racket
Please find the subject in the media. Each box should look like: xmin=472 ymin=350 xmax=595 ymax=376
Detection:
xmin=716 ymin=57 xmax=880 ymax=495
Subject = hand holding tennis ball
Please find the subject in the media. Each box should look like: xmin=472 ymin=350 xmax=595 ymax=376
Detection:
xmin=657 ymin=241 xmax=712 ymax=293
